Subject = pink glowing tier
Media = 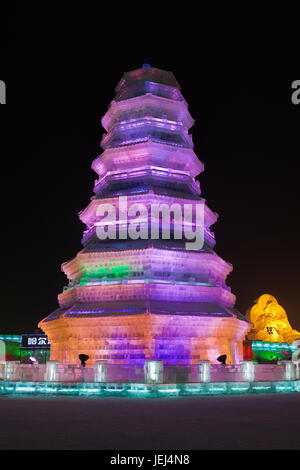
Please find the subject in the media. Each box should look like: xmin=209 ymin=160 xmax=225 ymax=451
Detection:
xmin=39 ymin=66 xmax=251 ymax=365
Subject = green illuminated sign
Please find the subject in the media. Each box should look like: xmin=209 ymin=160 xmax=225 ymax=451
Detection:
xmin=80 ymin=266 xmax=132 ymax=285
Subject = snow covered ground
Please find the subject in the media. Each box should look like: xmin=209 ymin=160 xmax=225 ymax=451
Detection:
xmin=0 ymin=393 xmax=299 ymax=450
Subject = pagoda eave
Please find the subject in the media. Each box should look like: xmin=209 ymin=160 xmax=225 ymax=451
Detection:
xmin=101 ymin=93 xmax=194 ymax=131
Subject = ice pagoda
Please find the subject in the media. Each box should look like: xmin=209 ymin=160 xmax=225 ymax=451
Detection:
xmin=39 ymin=66 xmax=251 ymax=364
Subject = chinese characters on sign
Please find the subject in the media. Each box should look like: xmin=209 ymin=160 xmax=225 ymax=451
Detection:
xmin=21 ymin=335 xmax=50 ymax=349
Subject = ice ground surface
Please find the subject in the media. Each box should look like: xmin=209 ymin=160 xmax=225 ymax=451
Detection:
xmin=0 ymin=394 xmax=300 ymax=450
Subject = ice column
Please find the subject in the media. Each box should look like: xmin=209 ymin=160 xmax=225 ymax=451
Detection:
xmin=94 ymin=360 xmax=107 ymax=382
xmin=45 ymin=361 xmax=59 ymax=381
xmin=144 ymin=360 xmax=163 ymax=383
xmin=0 ymin=341 xmax=5 ymax=362
xmin=293 ymin=360 xmax=300 ymax=380
xmin=4 ymin=361 xmax=19 ymax=381
xmin=0 ymin=360 xmax=6 ymax=380
xmin=240 ymin=361 xmax=255 ymax=382
xmin=198 ymin=360 xmax=211 ymax=382
xmin=284 ymin=361 xmax=295 ymax=381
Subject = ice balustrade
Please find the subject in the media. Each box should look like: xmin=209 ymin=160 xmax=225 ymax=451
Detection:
xmin=115 ymin=81 xmax=183 ymax=102
xmin=102 ymin=100 xmax=193 ymax=132
xmin=63 ymin=250 xmax=224 ymax=279
xmin=93 ymin=167 xmax=200 ymax=192
xmin=58 ymin=282 xmax=234 ymax=306
xmin=0 ymin=362 xmax=46 ymax=381
xmin=63 ymin=274 xmax=220 ymax=294
xmin=0 ymin=360 xmax=299 ymax=384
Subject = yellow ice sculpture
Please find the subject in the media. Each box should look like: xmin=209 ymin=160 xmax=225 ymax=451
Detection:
xmin=248 ymin=294 xmax=300 ymax=343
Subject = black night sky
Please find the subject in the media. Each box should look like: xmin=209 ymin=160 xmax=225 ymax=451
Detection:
xmin=1 ymin=7 xmax=299 ymax=334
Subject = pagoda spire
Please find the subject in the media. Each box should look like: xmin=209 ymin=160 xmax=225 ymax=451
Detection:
xmin=142 ymin=59 xmax=151 ymax=67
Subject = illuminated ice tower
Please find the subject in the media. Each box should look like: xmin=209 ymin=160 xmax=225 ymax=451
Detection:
xmin=39 ymin=66 xmax=251 ymax=364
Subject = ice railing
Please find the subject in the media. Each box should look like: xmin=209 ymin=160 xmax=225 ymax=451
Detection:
xmin=0 ymin=360 xmax=299 ymax=383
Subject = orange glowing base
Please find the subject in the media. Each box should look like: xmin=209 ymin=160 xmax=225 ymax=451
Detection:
xmin=39 ymin=312 xmax=251 ymax=365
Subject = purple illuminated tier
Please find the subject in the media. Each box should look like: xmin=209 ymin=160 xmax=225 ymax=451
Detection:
xmin=39 ymin=66 xmax=251 ymax=365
